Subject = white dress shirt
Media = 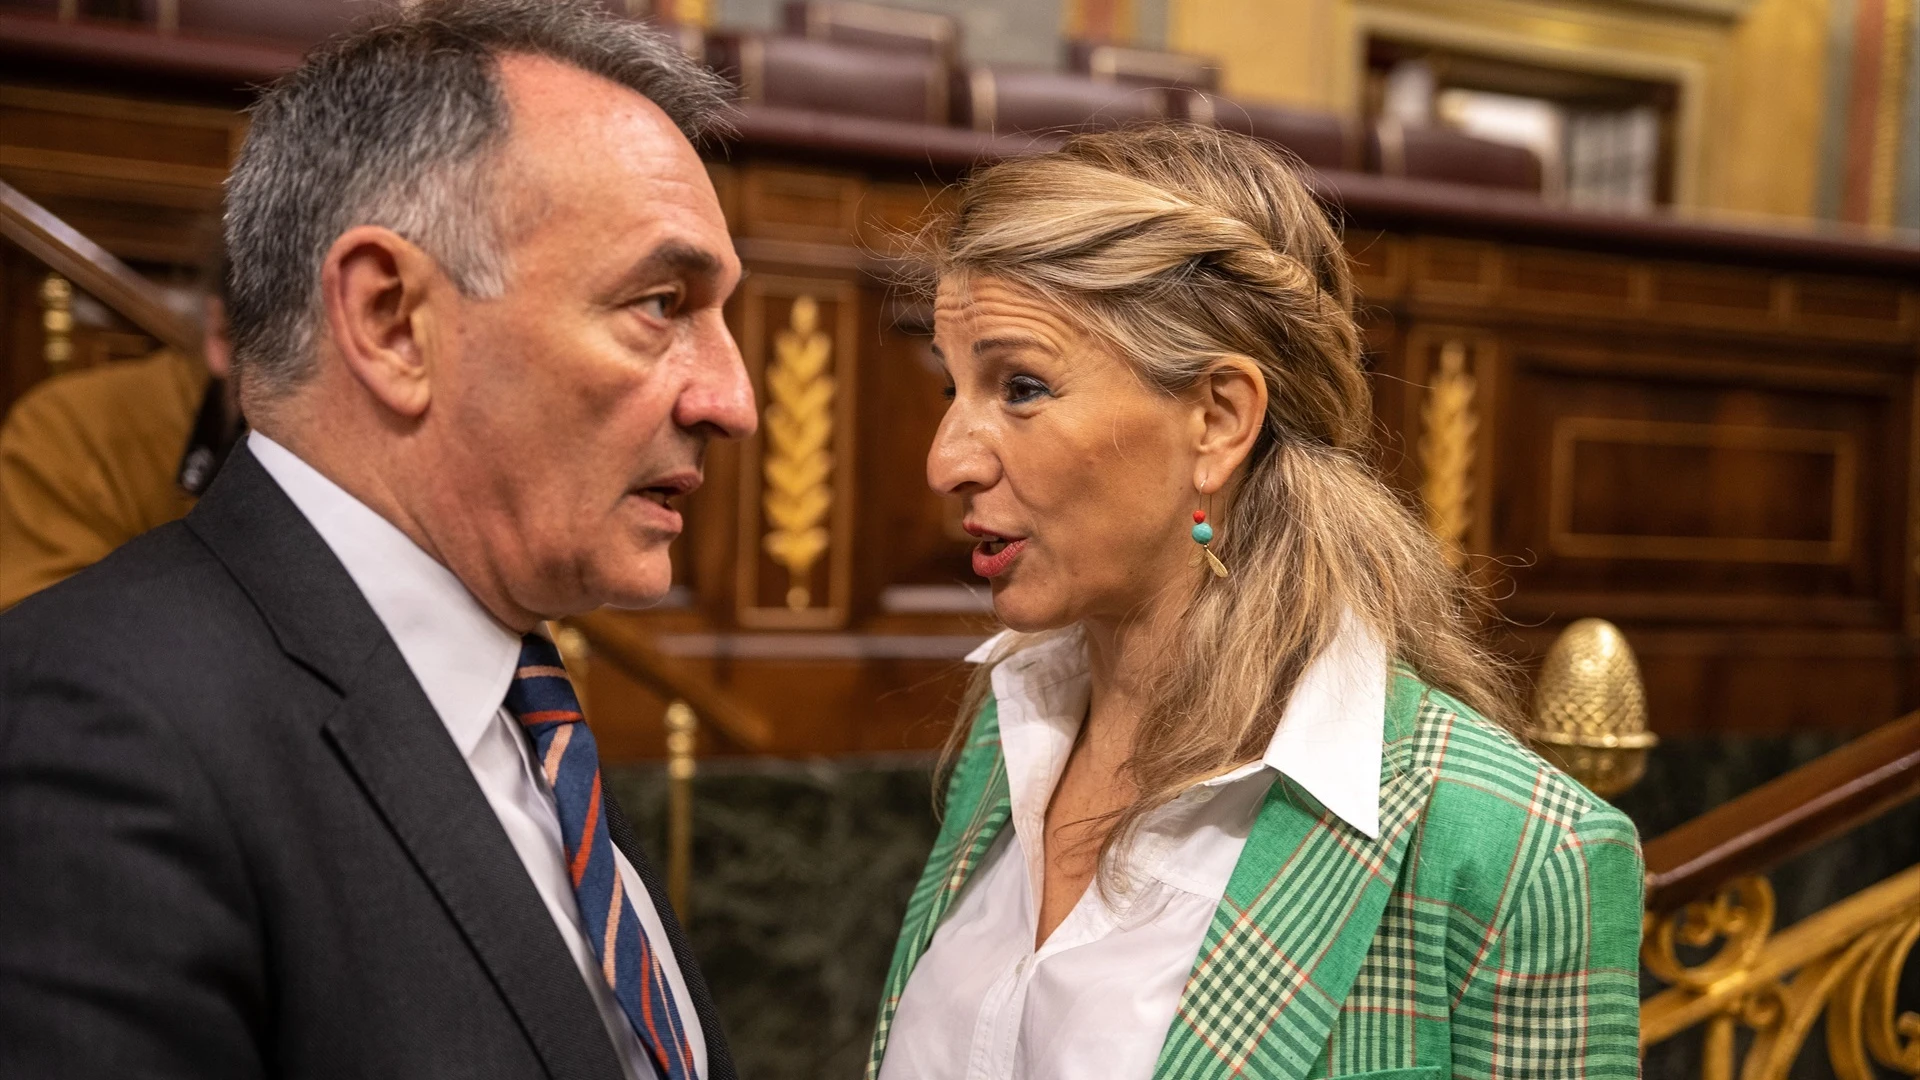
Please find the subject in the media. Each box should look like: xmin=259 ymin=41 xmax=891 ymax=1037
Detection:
xmin=249 ymin=432 xmax=705 ymax=1080
xmin=879 ymin=618 xmax=1387 ymax=1080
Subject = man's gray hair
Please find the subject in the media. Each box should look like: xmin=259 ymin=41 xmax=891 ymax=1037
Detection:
xmin=223 ymin=0 xmax=730 ymax=396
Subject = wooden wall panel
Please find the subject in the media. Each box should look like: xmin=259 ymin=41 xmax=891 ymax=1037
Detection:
xmin=6 ymin=90 xmax=1920 ymax=754
xmin=0 ymin=84 xmax=234 ymax=264
xmin=1481 ymin=335 xmax=1907 ymax=628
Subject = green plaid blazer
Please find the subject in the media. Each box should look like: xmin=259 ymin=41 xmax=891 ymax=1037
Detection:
xmin=869 ymin=668 xmax=1643 ymax=1080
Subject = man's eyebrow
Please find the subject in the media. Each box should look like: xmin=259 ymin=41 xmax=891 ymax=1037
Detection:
xmin=620 ymin=241 xmax=725 ymax=287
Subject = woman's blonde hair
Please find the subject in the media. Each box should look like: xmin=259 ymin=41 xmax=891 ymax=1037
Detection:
xmin=933 ymin=123 xmax=1519 ymax=876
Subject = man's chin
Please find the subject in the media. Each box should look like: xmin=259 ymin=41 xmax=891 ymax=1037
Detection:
xmin=582 ymin=550 xmax=677 ymax=611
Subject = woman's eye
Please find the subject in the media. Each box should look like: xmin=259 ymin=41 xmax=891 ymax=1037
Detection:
xmin=1003 ymin=375 xmax=1051 ymax=404
xmin=940 ymin=383 xmax=956 ymax=402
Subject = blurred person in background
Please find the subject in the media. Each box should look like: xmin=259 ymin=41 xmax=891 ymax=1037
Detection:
xmin=0 ymin=2 xmax=754 ymax=1078
xmin=870 ymin=125 xmax=1643 ymax=1080
xmin=0 ymin=264 xmax=241 ymax=610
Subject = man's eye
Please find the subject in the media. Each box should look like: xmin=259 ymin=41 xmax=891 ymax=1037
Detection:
xmin=635 ymin=294 xmax=675 ymax=320
xmin=940 ymin=383 xmax=956 ymax=402
xmin=1004 ymin=375 xmax=1050 ymax=404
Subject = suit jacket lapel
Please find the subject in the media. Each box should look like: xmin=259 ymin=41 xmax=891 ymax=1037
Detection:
xmin=868 ymin=700 xmax=1013 ymax=1075
xmin=188 ymin=447 xmax=626 ymax=1080
xmin=1155 ymin=671 xmax=1439 ymax=1080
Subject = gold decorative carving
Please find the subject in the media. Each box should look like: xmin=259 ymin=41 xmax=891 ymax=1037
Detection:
xmin=1828 ymin=912 xmax=1920 ymax=1080
xmin=1642 ymin=863 xmax=1920 ymax=1080
xmin=1419 ymin=340 xmax=1476 ymax=567
xmin=761 ymin=296 xmax=836 ymax=612
xmin=1644 ymin=876 xmax=1777 ymax=992
xmin=663 ymin=700 xmax=698 ymax=918
xmin=39 ymin=273 xmax=72 ymax=374
xmin=1524 ymin=618 xmax=1658 ymax=797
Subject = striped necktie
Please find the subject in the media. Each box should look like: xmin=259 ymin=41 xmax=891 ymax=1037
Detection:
xmin=505 ymin=634 xmax=697 ymax=1080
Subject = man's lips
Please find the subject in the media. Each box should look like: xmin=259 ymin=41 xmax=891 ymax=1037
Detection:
xmin=631 ymin=471 xmax=701 ymax=509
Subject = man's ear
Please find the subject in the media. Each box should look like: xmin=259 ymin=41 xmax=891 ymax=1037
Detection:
xmin=318 ymin=226 xmax=443 ymax=419
xmin=1192 ymin=355 xmax=1268 ymax=494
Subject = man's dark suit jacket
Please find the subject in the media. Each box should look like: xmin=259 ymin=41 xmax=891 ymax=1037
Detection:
xmin=0 ymin=446 xmax=735 ymax=1080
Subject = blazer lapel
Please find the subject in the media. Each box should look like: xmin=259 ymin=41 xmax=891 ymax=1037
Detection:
xmin=1155 ymin=671 xmax=1439 ymax=1080
xmin=868 ymin=700 xmax=1013 ymax=1075
xmin=188 ymin=448 xmax=626 ymax=1080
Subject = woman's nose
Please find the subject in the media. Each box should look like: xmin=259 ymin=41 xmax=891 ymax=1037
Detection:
xmin=927 ymin=408 xmax=998 ymax=495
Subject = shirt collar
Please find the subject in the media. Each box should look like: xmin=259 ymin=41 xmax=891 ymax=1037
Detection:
xmin=968 ymin=611 xmax=1387 ymax=840
xmin=248 ymin=431 xmax=521 ymax=759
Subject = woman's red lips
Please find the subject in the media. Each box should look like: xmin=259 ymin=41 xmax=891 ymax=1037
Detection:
xmin=971 ymin=537 xmax=1027 ymax=578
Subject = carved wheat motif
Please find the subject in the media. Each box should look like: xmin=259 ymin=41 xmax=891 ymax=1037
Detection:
xmin=762 ymin=296 xmax=835 ymax=611
xmin=1419 ymin=340 xmax=1476 ymax=568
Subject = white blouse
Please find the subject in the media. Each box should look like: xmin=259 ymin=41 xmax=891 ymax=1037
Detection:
xmin=878 ymin=620 xmax=1388 ymax=1080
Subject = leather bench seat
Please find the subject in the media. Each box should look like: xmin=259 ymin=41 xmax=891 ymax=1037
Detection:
xmin=955 ymin=65 xmax=1171 ymax=135
xmin=781 ymin=0 xmax=957 ymax=61
xmin=707 ymin=31 xmax=949 ymax=126
xmin=1184 ymin=92 xmax=1360 ymax=173
xmin=1369 ymin=119 xmax=1543 ymax=194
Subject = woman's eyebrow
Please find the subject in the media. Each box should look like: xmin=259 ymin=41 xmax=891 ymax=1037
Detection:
xmin=973 ymin=334 xmax=1053 ymax=357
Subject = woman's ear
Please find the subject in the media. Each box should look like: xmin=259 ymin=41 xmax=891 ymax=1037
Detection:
xmin=319 ymin=225 xmax=443 ymax=420
xmin=1192 ymin=355 xmax=1267 ymax=493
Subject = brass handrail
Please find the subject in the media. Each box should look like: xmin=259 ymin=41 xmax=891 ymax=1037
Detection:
xmin=0 ymin=178 xmax=200 ymax=359
xmin=564 ymin=610 xmax=773 ymax=752
xmin=1643 ymin=709 xmax=1920 ymax=914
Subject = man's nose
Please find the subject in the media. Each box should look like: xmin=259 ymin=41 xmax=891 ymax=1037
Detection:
xmin=675 ymin=318 xmax=758 ymax=441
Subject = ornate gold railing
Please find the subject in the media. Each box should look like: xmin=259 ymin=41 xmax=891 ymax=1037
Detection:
xmin=1635 ymin=709 xmax=1920 ymax=1078
xmin=1641 ymin=865 xmax=1920 ymax=1080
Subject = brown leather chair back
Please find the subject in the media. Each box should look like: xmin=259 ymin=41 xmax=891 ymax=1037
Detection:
xmin=955 ymin=66 xmax=1170 ymax=135
xmin=1368 ymin=119 xmax=1543 ymax=193
xmin=781 ymin=0 xmax=957 ymax=62
xmin=708 ymin=32 xmax=949 ymax=126
xmin=1185 ymin=93 xmax=1360 ymax=173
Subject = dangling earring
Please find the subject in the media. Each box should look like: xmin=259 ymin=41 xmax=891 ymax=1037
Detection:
xmin=1188 ymin=488 xmax=1230 ymax=579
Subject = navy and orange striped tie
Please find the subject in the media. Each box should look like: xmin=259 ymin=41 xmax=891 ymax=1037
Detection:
xmin=505 ymin=634 xmax=697 ymax=1080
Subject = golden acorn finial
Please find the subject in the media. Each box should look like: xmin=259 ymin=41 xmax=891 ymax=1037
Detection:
xmin=1525 ymin=618 xmax=1658 ymax=798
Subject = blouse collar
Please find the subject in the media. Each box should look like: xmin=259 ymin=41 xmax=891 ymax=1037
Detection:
xmin=966 ymin=611 xmax=1387 ymax=839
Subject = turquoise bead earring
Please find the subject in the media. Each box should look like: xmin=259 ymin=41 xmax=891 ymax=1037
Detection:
xmin=1188 ymin=495 xmax=1230 ymax=579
